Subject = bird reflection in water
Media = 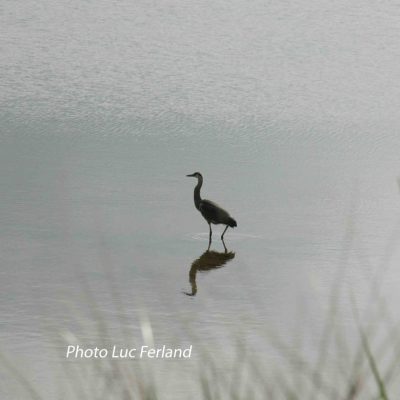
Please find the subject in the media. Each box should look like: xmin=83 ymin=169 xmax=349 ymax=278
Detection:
xmin=184 ymin=249 xmax=235 ymax=296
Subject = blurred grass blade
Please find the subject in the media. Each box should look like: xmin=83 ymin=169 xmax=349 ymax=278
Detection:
xmin=0 ymin=351 xmax=43 ymax=400
xmin=359 ymin=325 xmax=389 ymax=400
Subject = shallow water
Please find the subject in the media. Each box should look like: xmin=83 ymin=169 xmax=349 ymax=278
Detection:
xmin=2 ymin=0 xmax=400 ymax=398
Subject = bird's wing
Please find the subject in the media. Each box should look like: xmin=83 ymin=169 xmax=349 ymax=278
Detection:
xmin=199 ymin=199 xmax=230 ymax=222
xmin=199 ymin=200 xmax=219 ymax=220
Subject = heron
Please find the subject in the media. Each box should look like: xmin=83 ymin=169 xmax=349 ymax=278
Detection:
xmin=186 ymin=172 xmax=237 ymax=249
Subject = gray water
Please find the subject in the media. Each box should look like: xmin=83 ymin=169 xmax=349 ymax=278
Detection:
xmin=2 ymin=0 xmax=400 ymax=398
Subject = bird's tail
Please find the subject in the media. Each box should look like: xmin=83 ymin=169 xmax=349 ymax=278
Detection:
xmin=228 ymin=217 xmax=237 ymax=228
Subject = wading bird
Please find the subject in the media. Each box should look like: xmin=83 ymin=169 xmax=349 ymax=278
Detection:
xmin=186 ymin=172 xmax=237 ymax=249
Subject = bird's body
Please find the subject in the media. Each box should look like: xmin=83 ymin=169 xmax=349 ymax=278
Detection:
xmin=187 ymin=172 xmax=237 ymax=249
xmin=199 ymin=199 xmax=237 ymax=228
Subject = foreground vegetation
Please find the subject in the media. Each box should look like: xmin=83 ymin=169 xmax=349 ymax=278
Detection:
xmin=2 ymin=213 xmax=400 ymax=399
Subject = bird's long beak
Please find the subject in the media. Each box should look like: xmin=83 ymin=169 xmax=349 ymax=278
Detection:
xmin=186 ymin=173 xmax=195 ymax=177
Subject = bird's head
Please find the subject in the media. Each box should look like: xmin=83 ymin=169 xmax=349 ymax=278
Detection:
xmin=186 ymin=172 xmax=202 ymax=179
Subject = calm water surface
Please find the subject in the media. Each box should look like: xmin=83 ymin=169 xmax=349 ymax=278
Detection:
xmin=2 ymin=0 xmax=400 ymax=397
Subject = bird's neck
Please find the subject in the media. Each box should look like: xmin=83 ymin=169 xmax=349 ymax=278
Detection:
xmin=194 ymin=177 xmax=202 ymax=209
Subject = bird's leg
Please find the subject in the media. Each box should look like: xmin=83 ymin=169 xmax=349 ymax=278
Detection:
xmin=208 ymin=223 xmax=212 ymax=250
xmin=222 ymin=238 xmax=228 ymax=253
xmin=221 ymin=225 xmax=229 ymax=252
xmin=221 ymin=225 xmax=229 ymax=240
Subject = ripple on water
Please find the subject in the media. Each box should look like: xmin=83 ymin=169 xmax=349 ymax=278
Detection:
xmin=184 ymin=232 xmax=263 ymax=242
